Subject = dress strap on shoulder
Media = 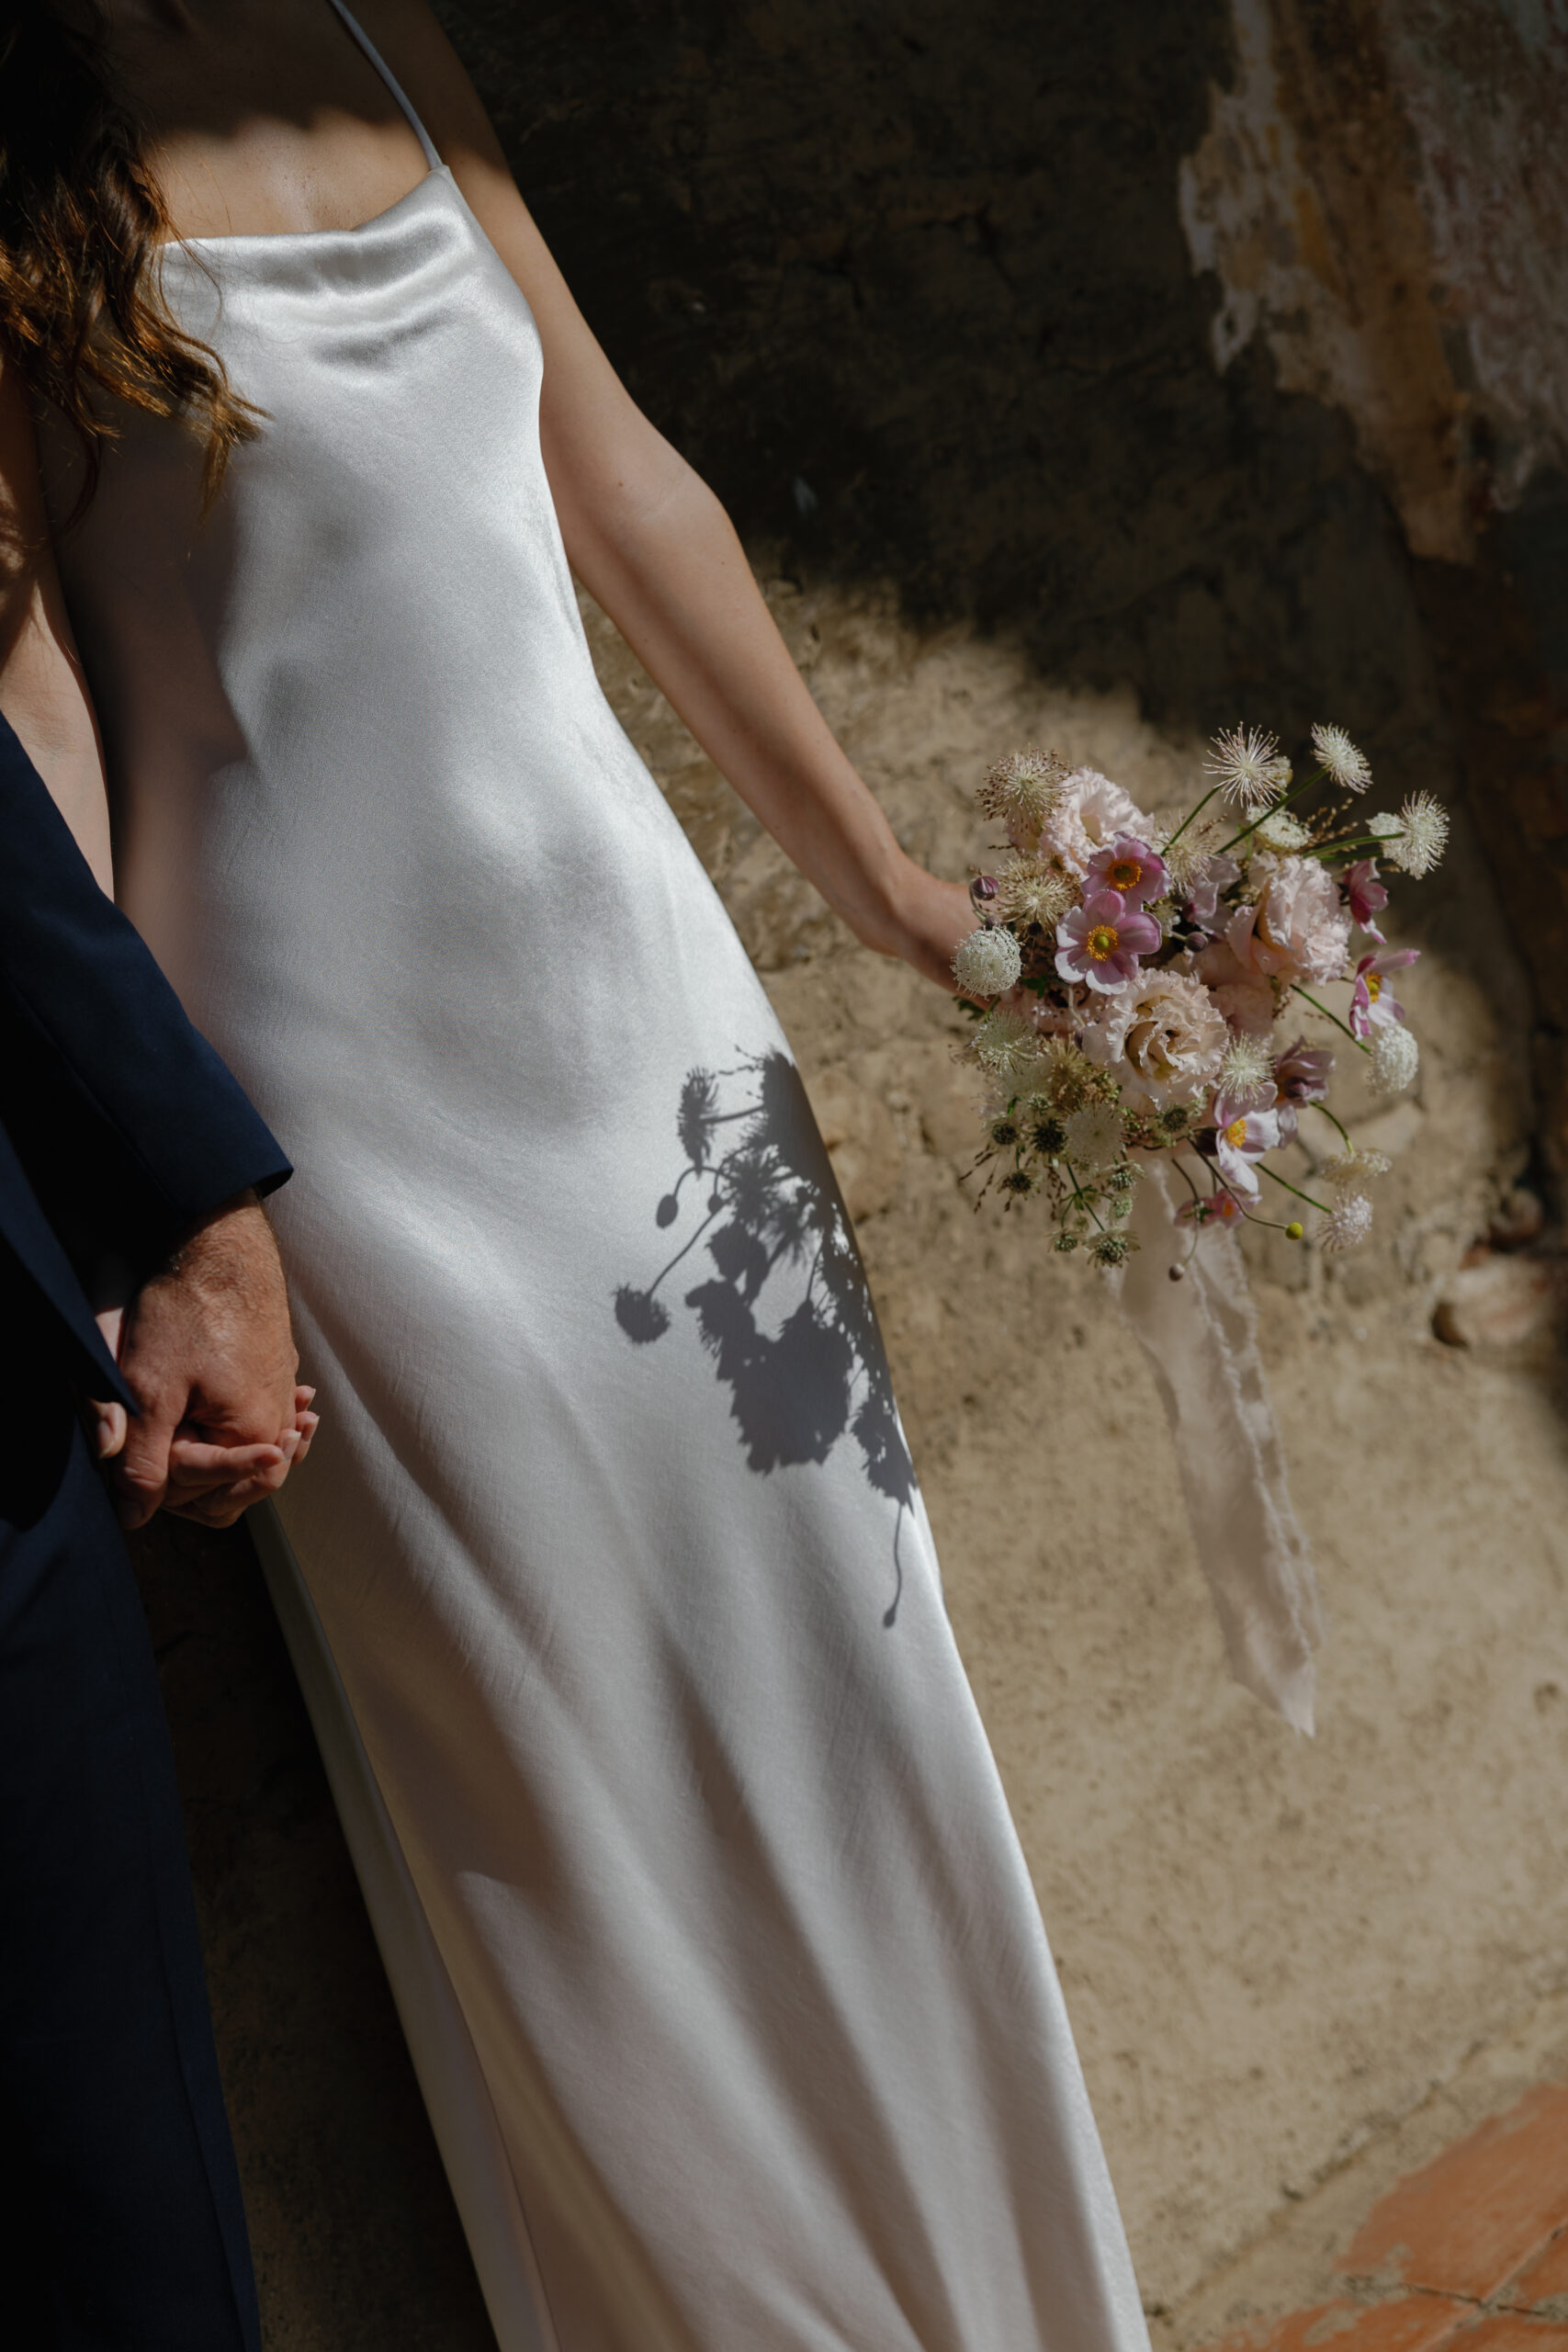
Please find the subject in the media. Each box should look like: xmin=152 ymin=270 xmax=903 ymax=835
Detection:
xmin=323 ymin=0 xmax=442 ymax=171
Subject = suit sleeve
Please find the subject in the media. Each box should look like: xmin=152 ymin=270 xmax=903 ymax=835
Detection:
xmin=0 ymin=713 xmax=291 ymax=1306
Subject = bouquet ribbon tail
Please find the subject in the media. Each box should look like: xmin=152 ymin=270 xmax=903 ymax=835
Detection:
xmin=1112 ymin=1158 xmax=1323 ymax=1734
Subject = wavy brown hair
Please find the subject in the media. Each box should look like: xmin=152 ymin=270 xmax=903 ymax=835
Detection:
xmin=0 ymin=1 xmax=258 ymax=516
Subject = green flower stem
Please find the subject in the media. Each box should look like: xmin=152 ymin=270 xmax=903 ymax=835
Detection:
xmin=1258 ymin=1161 xmax=1332 ymax=1215
xmin=1293 ymin=986 xmax=1371 ymax=1051
xmin=1163 ymin=784 xmax=1223 ymax=849
xmin=1217 ymin=763 xmax=1329 ymax=856
xmin=1062 ymin=1160 xmax=1107 ymax=1232
xmin=1310 ymin=1102 xmax=1354 ymax=1147
xmin=1303 ymin=833 xmax=1398 ymax=863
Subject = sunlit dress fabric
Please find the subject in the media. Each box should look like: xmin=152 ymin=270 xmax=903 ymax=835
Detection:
xmin=40 ymin=9 xmax=1152 ymax=2347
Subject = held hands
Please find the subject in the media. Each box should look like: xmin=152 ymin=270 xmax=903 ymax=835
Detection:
xmin=91 ymin=1193 xmax=318 ymax=1530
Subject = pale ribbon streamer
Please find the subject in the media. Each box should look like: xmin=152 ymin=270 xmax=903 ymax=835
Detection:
xmin=1111 ymin=1157 xmax=1322 ymax=1733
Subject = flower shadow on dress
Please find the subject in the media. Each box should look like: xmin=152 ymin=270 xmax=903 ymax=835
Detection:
xmin=615 ymin=1050 xmax=916 ymax=1623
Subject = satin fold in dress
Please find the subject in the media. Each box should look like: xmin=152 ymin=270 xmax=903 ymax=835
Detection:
xmin=43 ymin=9 xmax=1151 ymax=2346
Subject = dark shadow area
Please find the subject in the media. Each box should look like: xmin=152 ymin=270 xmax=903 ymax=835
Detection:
xmin=130 ymin=1513 xmax=493 ymax=2352
xmin=615 ymin=1049 xmax=916 ymax=1615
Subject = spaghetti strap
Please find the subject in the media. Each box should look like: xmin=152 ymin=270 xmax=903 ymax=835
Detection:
xmin=324 ymin=0 xmax=442 ymax=171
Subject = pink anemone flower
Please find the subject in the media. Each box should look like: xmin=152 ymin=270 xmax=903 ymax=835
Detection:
xmin=1210 ymin=1085 xmax=1281 ymax=1200
xmin=1085 ymin=833 xmax=1168 ymax=909
xmin=1177 ymin=1188 xmax=1245 ymax=1229
xmin=1055 ymin=888 xmax=1161 ymax=994
xmin=1343 ymin=858 xmax=1389 ymax=944
xmin=1272 ymin=1034 xmax=1335 ymax=1145
xmin=1349 ymin=946 xmax=1418 ymax=1039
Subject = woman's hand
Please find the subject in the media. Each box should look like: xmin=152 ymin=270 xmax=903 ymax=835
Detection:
xmin=852 ymin=858 xmax=977 ymax=995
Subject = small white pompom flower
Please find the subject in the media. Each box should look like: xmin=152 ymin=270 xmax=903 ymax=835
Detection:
xmin=1368 ymin=811 xmax=1404 ymax=840
xmin=1204 ymin=725 xmax=1289 ymax=811
xmin=953 ymin=925 xmax=1022 ymax=998
xmin=1063 ymin=1099 xmax=1125 ymax=1172
xmin=1368 ymin=1024 xmax=1419 ymax=1098
xmin=1320 ymin=1192 xmax=1373 ymax=1253
xmin=1386 ymin=791 xmax=1450 ymax=878
xmin=1218 ymin=1032 xmax=1274 ymax=1102
xmin=1311 ymin=724 xmax=1371 ymax=794
xmin=1318 ymin=1148 xmax=1393 ymax=1188
xmin=1252 ymin=808 xmax=1310 ymax=853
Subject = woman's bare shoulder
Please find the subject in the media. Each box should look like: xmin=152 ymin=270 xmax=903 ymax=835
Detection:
xmin=346 ymin=0 xmax=512 ymax=173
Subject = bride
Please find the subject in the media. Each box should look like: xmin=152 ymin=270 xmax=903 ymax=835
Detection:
xmin=4 ymin=4 xmax=1151 ymax=2346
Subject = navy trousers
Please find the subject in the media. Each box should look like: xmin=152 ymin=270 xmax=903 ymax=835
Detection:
xmin=0 ymin=1420 xmax=261 ymax=2351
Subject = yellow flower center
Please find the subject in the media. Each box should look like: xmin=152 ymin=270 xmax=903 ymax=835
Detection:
xmin=1366 ymin=973 xmax=1382 ymax=1001
xmin=1086 ymin=922 xmax=1121 ymax=961
xmin=1106 ymin=856 xmax=1143 ymax=892
xmin=1224 ymin=1116 xmax=1249 ymax=1148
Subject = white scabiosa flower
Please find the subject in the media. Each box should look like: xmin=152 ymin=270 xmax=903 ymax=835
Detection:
xmin=1386 ymin=791 xmax=1450 ymax=878
xmin=1311 ymin=723 xmax=1371 ymax=794
xmin=1063 ymin=1099 xmax=1125 ymax=1172
xmin=977 ymin=747 xmax=1071 ymax=844
xmin=972 ymin=1006 xmax=1049 ymax=1091
xmin=1318 ymin=1148 xmax=1393 ymax=1188
xmin=1367 ymin=811 xmax=1404 ymax=840
xmin=994 ymin=854 xmax=1076 ymax=930
xmin=1252 ymin=808 xmax=1310 ymax=853
xmin=1368 ymin=1024 xmax=1419 ymax=1098
xmin=1319 ymin=1192 xmax=1373 ymax=1252
xmin=1218 ymin=1031 xmax=1274 ymax=1102
xmin=1204 ymin=725 xmax=1288 ymax=810
xmin=953 ymin=925 xmax=1022 ymax=997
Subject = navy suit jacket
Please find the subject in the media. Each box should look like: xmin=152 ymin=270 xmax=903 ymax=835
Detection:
xmin=0 ymin=714 xmax=290 ymax=1521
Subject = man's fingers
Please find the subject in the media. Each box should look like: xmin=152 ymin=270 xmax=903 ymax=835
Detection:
xmin=111 ymin=1403 xmax=183 ymax=1529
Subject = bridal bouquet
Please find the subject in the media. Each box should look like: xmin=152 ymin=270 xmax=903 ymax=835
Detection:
xmin=953 ymin=724 xmax=1447 ymax=1270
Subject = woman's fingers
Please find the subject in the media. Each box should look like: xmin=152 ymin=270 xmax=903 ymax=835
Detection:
xmin=167 ymin=1437 xmax=287 ymax=1478
xmin=89 ymin=1399 xmax=129 ymax=1459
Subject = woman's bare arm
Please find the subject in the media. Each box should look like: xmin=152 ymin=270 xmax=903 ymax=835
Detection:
xmin=0 ymin=363 xmax=114 ymax=889
xmin=359 ymin=2 xmax=973 ymax=990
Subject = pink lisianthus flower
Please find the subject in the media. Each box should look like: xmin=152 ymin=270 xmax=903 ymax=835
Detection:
xmin=1055 ymin=888 xmax=1161 ymax=993
xmin=1349 ymin=946 xmax=1418 ymax=1038
xmin=1343 ymin=858 xmax=1389 ymax=944
xmin=1226 ymin=854 xmax=1352 ymax=988
xmin=1085 ymin=833 xmax=1168 ymax=908
xmin=1191 ymin=937 xmax=1276 ymax=1035
xmin=1209 ymin=1084 xmax=1281 ymax=1200
xmin=1272 ymin=1033 xmax=1335 ymax=1144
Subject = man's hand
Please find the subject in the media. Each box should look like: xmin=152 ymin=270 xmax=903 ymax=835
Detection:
xmin=91 ymin=1193 xmax=317 ymax=1530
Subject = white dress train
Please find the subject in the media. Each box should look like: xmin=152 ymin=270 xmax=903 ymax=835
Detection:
xmin=44 ymin=6 xmax=1154 ymax=2345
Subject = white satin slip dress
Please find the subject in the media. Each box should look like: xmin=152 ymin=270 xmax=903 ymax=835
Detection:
xmin=43 ymin=8 xmax=1152 ymax=2346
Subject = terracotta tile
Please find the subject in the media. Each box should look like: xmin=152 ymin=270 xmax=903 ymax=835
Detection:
xmin=1341 ymin=2084 xmax=1568 ymax=2299
xmin=1510 ymin=2230 xmax=1568 ymax=2306
xmin=1207 ymin=2294 xmax=1472 ymax=2352
xmin=1441 ymin=2323 xmax=1568 ymax=2352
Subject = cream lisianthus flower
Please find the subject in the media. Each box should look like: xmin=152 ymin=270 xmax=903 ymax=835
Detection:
xmin=1080 ymin=967 xmax=1227 ymax=1110
xmin=1038 ymin=769 xmax=1152 ymax=878
xmin=1226 ymin=854 xmax=1351 ymax=988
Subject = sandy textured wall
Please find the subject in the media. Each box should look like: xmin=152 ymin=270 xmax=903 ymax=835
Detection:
xmin=129 ymin=4 xmax=1568 ymax=2345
